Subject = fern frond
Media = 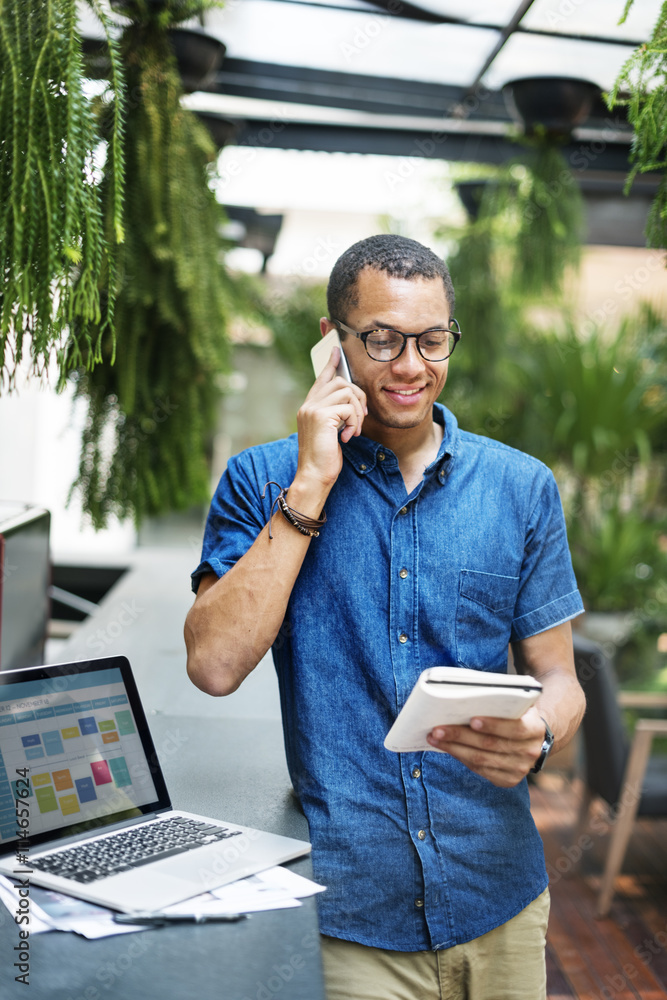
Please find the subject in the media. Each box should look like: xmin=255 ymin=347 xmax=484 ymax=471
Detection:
xmin=0 ymin=0 xmax=126 ymax=391
xmin=70 ymin=6 xmax=235 ymax=526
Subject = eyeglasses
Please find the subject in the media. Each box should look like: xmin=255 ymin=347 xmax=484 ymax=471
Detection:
xmin=333 ymin=318 xmax=461 ymax=363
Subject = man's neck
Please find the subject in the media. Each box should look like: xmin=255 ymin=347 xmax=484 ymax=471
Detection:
xmin=362 ymin=414 xmax=444 ymax=493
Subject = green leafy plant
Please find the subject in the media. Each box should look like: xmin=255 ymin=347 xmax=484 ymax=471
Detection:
xmin=500 ymin=311 xmax=667 ymax=612
xmin=607 ymin=0 xmax=667 ymax=253
xmin=510 ymin=139 xmax=584 ymax=297
xmin=69 ymin=0 xmax=236 ymax=527
xmin=260 ymin=281 xmax=328 ymax=393
xmin=0 ymin=0 xmax=125 ymax=389
xmin=441 ymin=187 xmax=510 ymax=377
xmin=567 ymin=490 xmax=667 ymax=612
xmin=505 ymin=317 xmax=663 ymax=475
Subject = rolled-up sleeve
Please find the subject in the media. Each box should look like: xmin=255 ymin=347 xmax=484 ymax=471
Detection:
xmin=510 ymin=470 xmax=584 ymax=640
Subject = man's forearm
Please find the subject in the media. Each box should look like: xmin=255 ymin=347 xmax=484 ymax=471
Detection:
xmin=185 ymin=480 xmax=329 ymax=696
xmin=512 ymin=623 xmax=585 ymax=755
xmin=426 ymin=623 xmax=585 ymax=787
xmin=532 ymin=665 xmax=585 ymax=756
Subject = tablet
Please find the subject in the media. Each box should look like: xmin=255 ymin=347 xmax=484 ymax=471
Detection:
xmin=384 ymin=666 xmax=542 ymax=753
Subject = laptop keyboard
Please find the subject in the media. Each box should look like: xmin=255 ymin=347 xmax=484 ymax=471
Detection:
xmin=32 ymin=816 xmax=242 ymax=884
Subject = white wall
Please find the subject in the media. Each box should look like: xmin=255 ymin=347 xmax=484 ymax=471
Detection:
xmin=0 ymin=366 xmax=136 ymax=562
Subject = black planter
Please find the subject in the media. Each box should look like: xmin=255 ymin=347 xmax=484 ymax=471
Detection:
xmin=168 ymin=28 xmax=226 ymax=94
xmin=82 ymin=27 xmax=226 ymax=94
xmin=502 ymin=77 xmax=601 ymax=137
xmin=82 ymin=38 xmax=111 ymax=80
xmin=195 ymin=113 xmax=242 ymax=149
xmin=454 ymin=180 xmax=514 ymax=221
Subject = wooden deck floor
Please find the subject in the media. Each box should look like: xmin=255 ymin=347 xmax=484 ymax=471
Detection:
xmin=531 ymin=772 xmax=667 ymax=1000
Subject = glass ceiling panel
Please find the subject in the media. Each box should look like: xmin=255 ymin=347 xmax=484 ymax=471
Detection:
xmin=521 ymin=0 xmax=662 ymax=42
xmin=482 ymin=32 xmax=637 ymax=91
xmin=205 ymin=2 xmax=499 ymax=87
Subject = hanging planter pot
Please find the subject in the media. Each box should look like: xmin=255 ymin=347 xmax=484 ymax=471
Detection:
xmin=168 ymin=28 xmax=225 ymax=93
xmin=83 ymin=27 xmax=225 ymax=93
xmin=503 ymin=76 xmax=601 ymax=138
xmin=195 ymin=113 xmax=242 ymax=150
xmin=454 ymin=180 xmax=488 ymax=221
xmin=107 ymin=3 xmax=225 ymax=92
xmin=454 ymin=179 xmax=513 ymax=221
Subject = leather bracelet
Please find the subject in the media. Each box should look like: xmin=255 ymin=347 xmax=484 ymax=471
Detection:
xmin=261 ymin=482 xmax=327 ymax=539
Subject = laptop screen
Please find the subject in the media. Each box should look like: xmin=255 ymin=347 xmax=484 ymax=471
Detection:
xmin=0 ymin=656 xmax=171 ymax=853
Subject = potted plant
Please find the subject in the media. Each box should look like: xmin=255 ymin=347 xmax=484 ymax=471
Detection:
xmin=607 ymin=2 xmax=667 ymax=253
xmin=0 ymin=0 xmax=125 ymax=390
xmin=69 ymin=0 xmax=239 ymax=527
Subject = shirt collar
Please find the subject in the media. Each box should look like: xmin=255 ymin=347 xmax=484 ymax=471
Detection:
xmin=342 ymin=402 xmax=458 ymax=478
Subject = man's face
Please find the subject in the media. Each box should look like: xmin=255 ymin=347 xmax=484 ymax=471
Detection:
xmin=332 ymin=268 xmax=452 ymax=437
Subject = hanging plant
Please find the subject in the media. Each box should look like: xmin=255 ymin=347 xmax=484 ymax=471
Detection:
xmin=607 ymin=0 xmax=667 ymax=253
xmin=442 ymin=180 xmax=514 ymax=372
xmin=69 ymin=0 xmax=236 ymax=527
xmin=500 ymin=77 xmax=597 ymax=297
xmin=510 ymin=138 xmax=584 ymax=297
xmin=0 ymin=0 xmax=125 ymax=390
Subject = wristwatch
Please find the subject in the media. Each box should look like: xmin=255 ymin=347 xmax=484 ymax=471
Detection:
xmin=530 ymin=718 xmax=555 ymax=774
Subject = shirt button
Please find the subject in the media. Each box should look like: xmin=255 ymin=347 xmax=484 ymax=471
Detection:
xmin=399 ymin=506 xmax=408 ymax=515
xmin=360 ymin=464 xmax=367 ymax=471
xmin=415 ymin=899 xmax=424 ymax=908
xmin=417 ymin=830 xmax=426 ymax=840
xmin=439 ymin=469 xmax=445 ymax=480
xmin=399 ymin=568 xmax=408 ymax=579
xmin=412 ymin=767 xmax=421 ymax=779
xmin=378 ymin=452 xmax=385 ymax=461
xmin=398 ymin=633 xmax=408 ymax=644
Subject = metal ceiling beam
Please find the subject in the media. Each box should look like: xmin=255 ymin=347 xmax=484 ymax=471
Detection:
xmin=230 ymin=118 xmax=636 ymax=175
xmin=213 ymin=59 xmax=629 ymax=133
xmin=452 ymin=0 xmax=538 ymax=116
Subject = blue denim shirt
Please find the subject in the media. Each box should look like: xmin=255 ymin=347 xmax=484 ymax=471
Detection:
xmin=192 ymin=404 xmax=583 ymax=951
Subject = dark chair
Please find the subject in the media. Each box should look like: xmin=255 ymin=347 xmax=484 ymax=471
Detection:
xmin=573 ymin=632 xmax=667 ymax=916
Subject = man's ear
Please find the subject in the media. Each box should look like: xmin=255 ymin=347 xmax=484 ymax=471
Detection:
xmin=320 ymin=317 xmax=336 ymax=338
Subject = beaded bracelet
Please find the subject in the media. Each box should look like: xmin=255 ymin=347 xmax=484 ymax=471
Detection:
xmin=262 ymin=481 xmax=327 ymax=539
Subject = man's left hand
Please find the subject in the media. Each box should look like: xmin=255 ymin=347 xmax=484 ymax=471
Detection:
xmin=426 ymin=706 xmax=547 ymax=788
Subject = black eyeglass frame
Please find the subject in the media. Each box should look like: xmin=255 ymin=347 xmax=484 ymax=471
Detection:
xmin=333 ymin=318 xmax=461 ymax=362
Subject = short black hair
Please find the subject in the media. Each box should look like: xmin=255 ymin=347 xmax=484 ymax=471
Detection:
xmin=326 ymin=234 xmax=455 ymax=323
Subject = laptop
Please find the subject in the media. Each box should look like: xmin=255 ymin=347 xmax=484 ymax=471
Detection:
xmin=0 ymin=655 xmax=311 ymax=913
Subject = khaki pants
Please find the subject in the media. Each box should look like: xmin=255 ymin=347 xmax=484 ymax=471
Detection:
xmin=321 ymin=888 xmax=550 ymax=1000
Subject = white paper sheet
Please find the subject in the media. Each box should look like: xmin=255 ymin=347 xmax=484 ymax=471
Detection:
xmin=0 ymin=867 xmax=326 ymax=933
xmin=0 ymin=875 xmax=147 ymax=938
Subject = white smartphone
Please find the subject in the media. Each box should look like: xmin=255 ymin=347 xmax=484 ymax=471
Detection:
xmin=311 ymin=328 xmax=352 ymax=382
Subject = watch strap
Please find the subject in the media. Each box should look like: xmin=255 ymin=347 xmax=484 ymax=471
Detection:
xmin=530 ymin=718 xmax=555 ymax=774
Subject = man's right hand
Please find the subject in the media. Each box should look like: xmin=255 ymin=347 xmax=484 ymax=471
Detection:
xmin=295 ymin=346 xmax=367 ymax=492
xmin=185 ymin=347 xmax=366 ymax=698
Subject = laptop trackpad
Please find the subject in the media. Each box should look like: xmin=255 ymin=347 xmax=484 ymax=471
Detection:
xmin=100 ymin=867 xmax=200 ymax=912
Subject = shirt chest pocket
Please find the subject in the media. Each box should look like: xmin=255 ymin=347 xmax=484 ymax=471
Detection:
xmin=456 ymin=570 xmax=519 ymax=668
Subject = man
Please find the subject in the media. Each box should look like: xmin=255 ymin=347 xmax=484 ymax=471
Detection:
xmin=185 ymin=234 xmax=585 ymax=1000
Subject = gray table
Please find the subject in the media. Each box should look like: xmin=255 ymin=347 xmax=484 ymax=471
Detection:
xmin=0 ymin=548 xmax=325 ymax=1000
